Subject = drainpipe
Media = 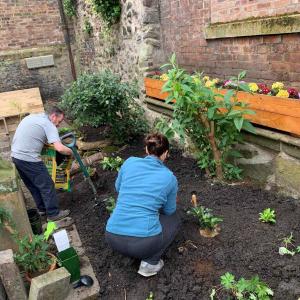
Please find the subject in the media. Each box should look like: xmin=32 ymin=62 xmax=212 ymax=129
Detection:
xmin=57 ymin=0 xmax=77 ymax=80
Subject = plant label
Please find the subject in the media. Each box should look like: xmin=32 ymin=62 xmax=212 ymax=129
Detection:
xmin=53 ymin=229 xmax=70 ymax=252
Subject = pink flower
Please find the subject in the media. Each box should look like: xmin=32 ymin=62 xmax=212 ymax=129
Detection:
xmin=258 ymin=83 xmax=268 ymax=90
xmin=288 ymin=88 xmax=299 ymax=99
xmin=261 ymin=87 xmax=271 ymax=95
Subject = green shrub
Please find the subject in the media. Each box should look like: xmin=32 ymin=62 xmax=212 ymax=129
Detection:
xmin=60 ymin=71 xmax=148 ymax=142
xmin=156 ymin=54 xmax=256 ymax=180
xmin=91 ymin=0 xmax=121 ymax=26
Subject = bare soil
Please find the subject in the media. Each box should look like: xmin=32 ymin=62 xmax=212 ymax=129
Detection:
xmin=60 ymin=139 xmax=300 ymax=300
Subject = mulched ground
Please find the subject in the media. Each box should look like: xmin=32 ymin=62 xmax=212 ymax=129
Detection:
xmin=60 ymin=139 xmax=300 ymax=300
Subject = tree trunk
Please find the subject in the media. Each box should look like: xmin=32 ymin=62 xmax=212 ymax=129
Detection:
xmin=198 ymin=113 xmax=223 ymax=180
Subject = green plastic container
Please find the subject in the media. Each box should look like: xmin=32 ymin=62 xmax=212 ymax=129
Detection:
xmin=57 ymin=247 xmax=80 ymax=283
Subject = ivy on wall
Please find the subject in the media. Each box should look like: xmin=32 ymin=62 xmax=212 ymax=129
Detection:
xmin=63 ymin=0 xmax=76 ymax=17
xmin=91 ymin=0 xmax=121 ymax=26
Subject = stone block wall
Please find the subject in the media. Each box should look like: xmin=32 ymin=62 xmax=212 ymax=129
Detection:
xmin=0 ymin=0 xmax=73 ymax=99
xmin=160 ymin=0 xmax=300 ymax=89
xmin=72 ymin=0 xmax=164 ymax=83
xmin=0 ymin=46 xmax=73 ymax=99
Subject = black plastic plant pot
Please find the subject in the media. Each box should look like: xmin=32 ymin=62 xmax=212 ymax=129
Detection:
xmin=57 ymin=247 xmax=80 ymax=283
xmin=27 ymin=208 xmax=43 ymax=235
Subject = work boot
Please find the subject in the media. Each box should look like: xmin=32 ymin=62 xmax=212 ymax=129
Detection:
xmin=137 ymin=259 xmax=164 ymax=277
xmin=47 ymin=209 xmax=70 ymax=221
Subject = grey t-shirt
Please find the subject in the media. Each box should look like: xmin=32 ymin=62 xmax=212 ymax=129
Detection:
xmin=11 ymin=113 xmax=60 ymax=162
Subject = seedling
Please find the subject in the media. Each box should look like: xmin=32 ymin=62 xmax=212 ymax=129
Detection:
xmin=105 ymin=197 xmax=116 ymax=214
xmin=259 ymin=208 xmax=276 ymax=224
xmin=187 ymin=206 xmax=223 ymax=230
xmin=210 ymin=272 xmax=274 ymax=300
xmin=146 ymin=292 xmax=154 ymax=300
xmin=278 ymin=232 xmax=300 ymax=256
xmin=100 ymin=156 xmax=124 ymax=172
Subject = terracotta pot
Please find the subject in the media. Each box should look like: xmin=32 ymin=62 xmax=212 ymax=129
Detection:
xmin=25 ymin=252 xmax=57 ymax=283
xmin=199 ymin=225 xmax=221 ymax=238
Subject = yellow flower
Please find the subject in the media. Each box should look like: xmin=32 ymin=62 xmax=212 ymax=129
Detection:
xmin=203 ymin=76 xmax=210 ymax=82
xmin=272 ymin=82 xmax=284 ymax=90
xmin=160 ymin=74 xmax=169 ymax=81
xmin=276 ymin=89 xmax=289 ymax=98
xmin=192 ymin=75 xmax=201 ymax=84
xmin=205 ymin=80 xmax=214 ymax=88
xmin=212 ymin=78 xmax=219 ymax=84
xmin=248 ymin=83 xmax=259 ymax=92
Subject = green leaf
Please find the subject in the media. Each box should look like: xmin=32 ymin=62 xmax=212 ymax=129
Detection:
xmin=227 ymin=110 xmax=242 ymax=118
xmin=242 ymin=121 xmax=256 ymax=134
xmin=224 ymin=90 xmax=234 ymax=106
xmin=221 ymin=272 xmax=235 ymax=289
xmin=234 ymin=118 xmax=244 ymax=131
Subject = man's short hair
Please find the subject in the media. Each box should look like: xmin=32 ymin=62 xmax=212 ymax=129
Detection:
xmin=49 ymin=106 xmax=64 ymax=117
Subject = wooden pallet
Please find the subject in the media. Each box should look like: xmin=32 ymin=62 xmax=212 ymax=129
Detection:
xmin=0 ymin=88 xmax=44 ymax=147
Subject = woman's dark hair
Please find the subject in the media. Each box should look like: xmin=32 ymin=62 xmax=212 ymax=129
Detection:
xmin=144 ymin=133 xmax=169 ymax=157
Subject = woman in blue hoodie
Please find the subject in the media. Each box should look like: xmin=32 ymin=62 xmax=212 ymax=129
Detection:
xmin=105 ymin=133 xmax=180 ymax=277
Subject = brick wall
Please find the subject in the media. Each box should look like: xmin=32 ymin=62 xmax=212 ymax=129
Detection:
xmin=211 ymin=0 xmax=300 ymax=24
xmin=0 ymin=0 xmax=64 ymax=51
xmin=160 ymin=0 xmax=300 ymax=89
xmin=0 ymin=0 xmax=73 ymax=99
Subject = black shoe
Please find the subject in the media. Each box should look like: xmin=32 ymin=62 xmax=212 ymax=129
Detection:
xmin=47 ymin=210 xmax=70 ymax=221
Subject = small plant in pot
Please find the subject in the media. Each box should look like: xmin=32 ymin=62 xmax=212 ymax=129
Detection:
xmin=14 ymin=222 xmax=58 ymax=282
xmin=188 ymin=205 xmax=223 ymax=237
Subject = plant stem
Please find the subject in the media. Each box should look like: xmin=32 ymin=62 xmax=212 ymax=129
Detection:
xmin=198 ymin=113 xmax=223 ymax=180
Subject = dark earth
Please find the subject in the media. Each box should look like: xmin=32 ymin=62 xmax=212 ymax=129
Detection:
xmin=60 ymin=138 xmax=300 ymax=300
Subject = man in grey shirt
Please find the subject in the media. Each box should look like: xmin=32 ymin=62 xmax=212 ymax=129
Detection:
xmin=11 ymin=107 xmax=73 ymax=221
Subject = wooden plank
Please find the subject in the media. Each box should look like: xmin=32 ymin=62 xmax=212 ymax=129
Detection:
xmin=218 ymin=90 xmax=300 ymax=117
xmin=0 ymin=88 xmax=44 ymax=118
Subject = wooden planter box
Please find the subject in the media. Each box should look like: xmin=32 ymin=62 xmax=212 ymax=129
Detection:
xmin=144 ymin=78 xmax=300 ymax=136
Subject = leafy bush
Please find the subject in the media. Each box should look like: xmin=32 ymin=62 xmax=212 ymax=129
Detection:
xmin=60 ymin=71 xmax=148 ymax=142
xmin=187 ymin=206 xmax=223 ymax=230
xmin=156 ymin=54 xmax=255 ymax=180
xmin=211 ymin=272 xmax=274 ymax=300
xmin=259 ymin=208 xmax=276 ymax=224
xmin=100 ymin=156 xmax=124 ymax=171
xmin=91 ymin=0 xmax=121 ymax=26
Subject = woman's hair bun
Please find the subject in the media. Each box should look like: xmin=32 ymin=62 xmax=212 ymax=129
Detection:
xmin=144 ymin=133 xmax=169 ymax=157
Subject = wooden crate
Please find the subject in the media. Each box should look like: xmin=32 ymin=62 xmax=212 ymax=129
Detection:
xmin=144 ymin=78 xmax=300 ymax=135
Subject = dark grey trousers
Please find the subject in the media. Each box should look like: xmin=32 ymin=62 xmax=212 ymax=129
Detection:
xmin=105 ymin=212 xmax=181 ymax=264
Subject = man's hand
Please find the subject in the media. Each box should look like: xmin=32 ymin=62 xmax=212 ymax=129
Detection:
xmin=53 ymin=141 xmax=73 ymax=156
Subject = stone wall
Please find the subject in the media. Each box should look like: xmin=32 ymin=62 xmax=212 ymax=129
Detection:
xmin=0 ymin=0 xmax=73 ymax=99
xmin=0 ymin=46 xmax=73 ymax=99
xmin=72 ymin=0 xmax=164 ymax=83
xmin=159 ymin=0 xmax=300 ymax=89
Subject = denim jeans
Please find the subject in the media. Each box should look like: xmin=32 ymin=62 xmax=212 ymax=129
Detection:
xmin=12 ymin=157 xmax=59 ymax=217
xmin=105 ymin=212 xmax=181 ymax=264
